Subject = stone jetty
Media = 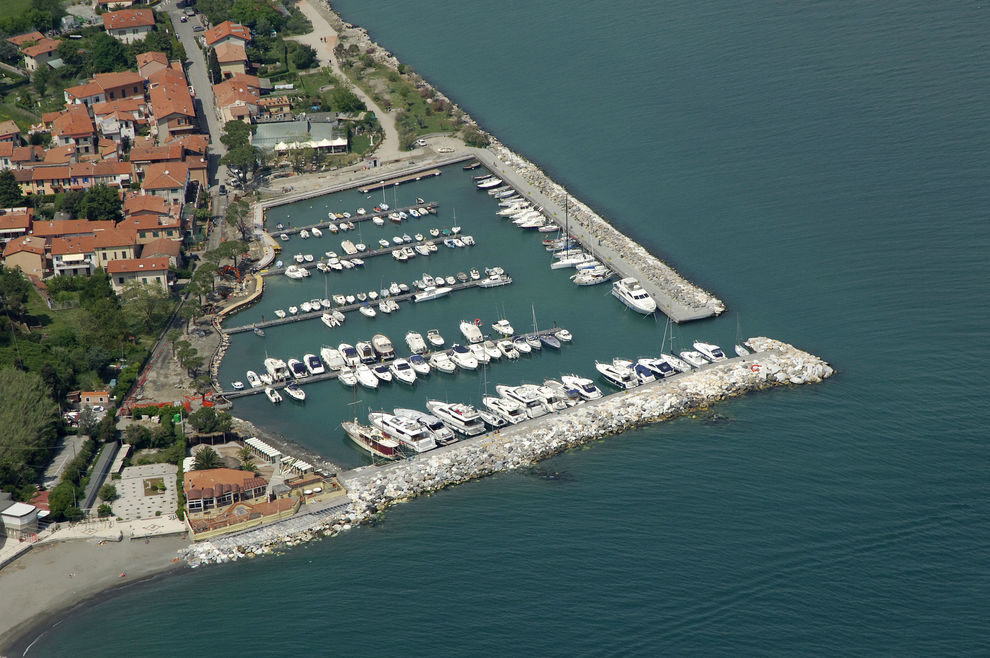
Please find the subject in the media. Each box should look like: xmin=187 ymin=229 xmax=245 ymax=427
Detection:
xmin=181 ymin=337 xmax=832 ymax=567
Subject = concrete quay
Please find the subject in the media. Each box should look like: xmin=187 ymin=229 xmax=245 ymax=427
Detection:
xmin=182 ymin=337 xmax=833 ymax=567
xmin=472 ymin=144 xmax=726 ymax=323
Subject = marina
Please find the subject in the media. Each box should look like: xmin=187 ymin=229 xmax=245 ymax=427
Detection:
xmin=261 ymin=236 xmax=471 ymax=277
xmin=357 ymin=169 xmax=443 ymax=193
xmin=270 ymin=201 xmax=439 ymax=237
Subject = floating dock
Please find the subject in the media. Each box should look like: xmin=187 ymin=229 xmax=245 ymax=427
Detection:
xmin=358 ymin=169 xmax=442 ymax=193
xmin=220 ymin=326 xmax=566 ymax=398
xmin=263 ymin=236 xmax=469 ymax=277
xmin=273 ymin=202 xmax=438 ymax=237
xmin=222 ymin=274 xmax=511 ymax=335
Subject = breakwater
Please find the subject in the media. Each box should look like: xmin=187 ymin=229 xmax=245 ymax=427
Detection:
xmin=182 ymin=336 xmax=832 ymax=566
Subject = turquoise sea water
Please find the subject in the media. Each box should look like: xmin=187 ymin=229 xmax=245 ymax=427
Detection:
xmin=26 ymin=0 xmax=990 ymax=654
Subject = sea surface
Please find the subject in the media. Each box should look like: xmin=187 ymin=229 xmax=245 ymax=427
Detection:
xmin=29 ymin=0 xmax=990 ymax=654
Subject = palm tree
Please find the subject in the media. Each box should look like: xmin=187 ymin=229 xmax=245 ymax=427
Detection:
xmin=193 ymin=446 xmax=222 ymax=470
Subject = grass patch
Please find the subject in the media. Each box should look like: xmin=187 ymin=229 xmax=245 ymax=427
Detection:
xmin=25 ymin=284 xmax=88 ymax=338
xmin=4 ymin=0 xmax=33 ymax=14
xmin=0 ymin=101 xmax=40 ymax=132
xmin=143 ymin=477 xmax=166 ymax=496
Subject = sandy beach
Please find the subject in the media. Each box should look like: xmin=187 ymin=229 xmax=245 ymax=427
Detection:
xmin=0 ymin=536 xmax=189 ymax=654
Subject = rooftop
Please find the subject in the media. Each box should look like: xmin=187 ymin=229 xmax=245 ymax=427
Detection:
xmin=204 ymin=21 xmax=251 ymax=47
xmin=142 ymin=162 xmax=189 ymax=190
xmin=103 ymin=9 xmax=156 ymax=31
xmin=107 ymin=256 xmax=170 ymax=274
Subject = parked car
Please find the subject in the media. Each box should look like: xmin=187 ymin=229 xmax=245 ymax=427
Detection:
xmin=193 ymin=25 xmax=204 ymax=31
xmin=180 ymin=15 xmax=188 ymax=22
xmin=219 ymin=184 xmax=226 ymax=195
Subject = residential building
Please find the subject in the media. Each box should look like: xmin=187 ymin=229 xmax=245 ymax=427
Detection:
xmin=259 ymin=96 xmax=292 ymax=116
xmin=0 ymin=207 xmax=33 ymax=243
xmin=148 ymin=66 xmax=196 ymax=141
xmin=141 ymin=162 xmax=188 ymax=203
xmin=136 ymin=51 xmax=168 ymax=80
xmin=51 ymin=235 xmax=96 ymax=277
xmin=0 ymin=120 xmax=20 ymax=143
xmin=91 ymin=226 xmax=138 ymax=268
xmin=32 ymin=219 xmax=115 ymax=240
xmin=119 ymin=214 xmax=182 ymax=243
xmin=203 ymin=21 xmax=251 ymax=50
xmin=215 ymin=42 xmax=249 ymax=78
xmin=51 ymin=105 xmax=97 ymax=156
xmin=212 ymin=78 xmax=260 ymax=123
xmin=103 ymin=9 xmax=156 ymax=44
xmin=2 ymin=235 xmax=46 ymax=279
xmin=92 ymin=98 xmax=147 ymax=143
xmin=107 ymin=256 xmax=170 ymax=292
xmin=0 ymin=142 xmax=12 ymax=169
xmin=80 ymin=390 xmax=111 ymax=407
xmin=65 ymin=71 xmax=146 ymax=108
xmin=140 ymin=236 xmax=182 ymax=267
xmin=6 ymin=31 xmax=46 ymax=48
xmin=21 ymin=38 xmax=61 ymax=72
xmin=183 ymin=468 xmax=267 ymax=515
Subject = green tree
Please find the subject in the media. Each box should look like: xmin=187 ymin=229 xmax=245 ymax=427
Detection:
xmin=77 ymin=184 xmax=123 ymax=221
xmin=220 ymin=120 xmax=253 ymax=150
xmin=88 ymin=33 xmax=129 ymax=73
xmin=207 ymin=47 xmax=222 ymax=85
xmin=224 ymin=199 xmax=251 ymax=240
xmin=119 ymin=281 xmax=172 ymax=334
xmin=193 ymin=446 xmax=222 ymax=470
xmin=55 ymin=189 xmax=86 ymax=217
xmin=0 ymin=170 xmax=24 ymax=207
xmin=292 ymin=43 xmax=317 ymax=69
xmin=48 ymin=481 xmax=78 ymax=520
xmin=97 ymin=503 xmax=113 ymax=517
xmin=329 ymin=86 xmax=366 ymax=114
xmin=0 ymin=266 xmax=31 ymax=322
xmin=221 ymin=143 xmax=259 ymax=176
xmin=0 ymin=368 xmax=59 ymax=491
xmin=124 ymin=423 xmax=151 ymax=449
xmin=188 ymin=407 xmax=233 ymax=434
xmin=99 ymin=483 xmax=117 ymax=501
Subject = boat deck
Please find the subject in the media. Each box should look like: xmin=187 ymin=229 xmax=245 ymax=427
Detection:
xmin=264 ymin=235 xmax=469 ymax=277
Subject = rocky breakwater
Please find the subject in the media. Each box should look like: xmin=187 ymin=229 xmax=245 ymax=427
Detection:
xmin=485 ymin=138 xmax=725 ymax=318
xmin=182 ymin=337 xmax=831 ymax=566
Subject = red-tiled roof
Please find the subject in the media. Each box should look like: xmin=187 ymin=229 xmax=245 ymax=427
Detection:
xmin=148 ymin=69 xmax=195 ymax=120
xmin=7 ymin=31 xmax=45 ymax=47
xmin=227 ymin=73 xmax=261 ymax=90
xmin=136 ymin=51 xmax=168 ymax=69
xmin=32 ymin=219 xmax=114 ymax=238
xmin=22 ymin=38 xmax=60 ymax=58
xmin=140 ymin=236 xmax=181 ymax=259
xmin=0 ymin=142 xmax=13 ymax=158
xmin=123 ymin=194 xmax=170 ymax=215
xmin=43 ymin=146 xmax=75 ymax=164
xmin=214 ymin=42 xmax=248 ymax=64
xmin=0 ymin=209 xmax=33 ymax=234
xmin=92 ymin=71 xmax=145 ymax=93
xmin=204 ymin=21 xmax=251 ymax=47
xmin=184 ymin=467 xmax=267 ymax=496
xmin=142 ymin=162 xmax=188 ymax=190
xmin=0 ymin=120 xmax=18 ymax=138
xmin=3 ymin=235 xmax=44 ymax=258
xmin=212 ymin=79 xmax=260 ymax=110
xmin=52 ymin=105 xmax=95 ymax=139
xmin=92 ymin=226 xmax=137 ymax=248
xmin=129 ymin=142 xmax=184 ymax=164
xmin=92 ymin=98 xmax=145 ymax=117
xmin=107 ymin=256 xmax=169 ymax=274
xmin=119 ymin=214 xmax=181 ymax=231
xmin=103 ymin=9 xmax=155 ymax=31
xmin=51 ymin=235 xmax=96 ymax=256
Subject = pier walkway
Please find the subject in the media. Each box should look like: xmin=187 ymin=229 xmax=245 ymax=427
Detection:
xmin=272 ymin=201 xmax=438 ymax=237
xmin=219 ymin=326 xmax=566 ymax=398
xmin=357 ymin=169 xmax=442 ymax=193
xmin=471 ymin=148 xmax=720 ymax=323
xmin=222 ymin=274 xmax=510 ymax=335
xmin=262 ymin=235 xmax=467 ymax=277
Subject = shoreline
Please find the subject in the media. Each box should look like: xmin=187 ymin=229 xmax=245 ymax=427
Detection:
xmin=0 ymin=536 xmax=190 ymax=655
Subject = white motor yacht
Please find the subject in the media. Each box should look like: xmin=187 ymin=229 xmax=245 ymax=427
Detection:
xmin=595 ymin=361 xmax=639 ymax=389
xmin=495 ymin=384 xmax=553 ymax=418
xmin=425 ymin=400 xmax=487 ymax=436
xmin=426 ymin=329 xmax=445 ymax=347
xmin=406 ymin=331 xmax=427 ymax=355
xmin=637 ymin=357 xmax=675 ymax=379
xmin=408 ymin=354 xmax=431 ymax=375
xmin=483 ymin=340 xmax=502 ymax=360
xmin=450 ymin=344 xmax=479 ymax=370
xmin=734 ymin=343 xmax=751 ymax=357
xmin=679 ymin=350 xmax=709 ymax=368
xmin=482 ymin=395 xmax=527 ymax=424
xmin=264 ymin=357 xmax=290 ymax=381
xmin=372 ymin=334 xmax=395 ymax=360
xmin=288 ymin=358 xmax=309 ymax=379
xmin=274 ymin=309 xmax=286 ymax=319
xmin=246 ymin=370 xmax=262 ymax=388
xmin=264 ymin=387 xmax=282 ymax=404
xmin=312 ymin=227 xmax=323 ymax=237
xmin=468 ymin=343 xmax=490 ymax=365
xmin=555 ymin=329 xmax=573 ymax=342
xmin=613 ymin=358 xmax=657 ymax=385
xmin=560 ymin=375 xmax=603 ymax=400
xmin=338 ymin=367 xmax=358 ymax=387
xmin=491 ymin=319 xmax=514 ymax=336
xmin=304 ymin=353 xmax=325 ymax=375
xmin=231 ymin=381 xmax=245 ymax=390
xmin=371 ymin=364 xmax=393 ymax=383
xmin=359 ymin=304 xmax=377 ymax=317
xmin=393 ymin=408 xmax=457 ymax=446
xmin=341 ymin=420 xmax=399 ymax=460
xmin=611 ymin=277 xmax=657 ymax=314
xmin=512 ymin=336 xmax=532 ymax=354
xmin=369 ymin=413 xmax=436 ymax=453
xmin=413 ymin=286 xmax=452 ymax=302
xmin=355 ymin=364 xmax=379 ymax=389
xmin=284 ymin=381 xmax=306 ymax=401
xmin=356 ymin=342 xmax=376 ymax=363
xmin=338 ymin=343 xmax=361 ymax=367
xmin=460 ymin=320 xmax=484 ymax=343
xmin=389 ymin=358 xmax=417 ymax=385
xmin=661 ymin=353 xmax=692 ymax=373
xmin=429 ymin=352 xmax=457 ymax=374
xmin=693 ymin=341 xmax=728 ymax=362
xmin=497 ymin=340 xmax=520 ymax=359
xmin=320 ymin=347 xmax=345 ymax=371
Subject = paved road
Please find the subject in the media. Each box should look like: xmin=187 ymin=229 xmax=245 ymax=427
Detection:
xmin=157 ymin=2 xmax=229 ymax=236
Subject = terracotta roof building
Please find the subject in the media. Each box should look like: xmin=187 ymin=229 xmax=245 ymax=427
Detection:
xmin=140 ymin=236 xmax=182 ymax=267
xmin=141 ymin=162 xmax=188 ymax=204
xmin=31 ymin=219 xmax=114 ymax=239
xmin=103 ymin=9 xmax=156 ymax=43
xmin=51 ymin=235 xmax=96 ymax=277
xmin=91 ymin=226 xmax=138 ymax=268
xmin=107 ymin=256 xmax=170 ymax=292
xmin=148 ymin=67 xmax=196 ymax=141
xmin=51 ymin=105 xmax=97 ymax=157
xmin=2 ymin=235 xmax=46 ymax=279
xmin=21 ymin=38 xmax=61 ymax=72
xmin=6 ymin=32 xmax=46 ymax=48
xmin=0 ymin=207 xmax=33 ymax=242
xmin=215 ymin=42 xmax=249 ymax=77
xmin=136 ymin=51 xmax=169 ymax=79
xmin=204 ymin=21 xmax=251 ymax=49
xmin=183 ymin=468 xmax=268 ymax=515
xmin=118 ymin=214 xmax=182 ymax=243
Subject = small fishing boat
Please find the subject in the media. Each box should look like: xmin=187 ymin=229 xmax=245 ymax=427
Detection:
xmin=427 ymin=329 xmax=445 ymax=347
xmin=246 ymin=371 xmax=262 ymax=388
xmin=264 ymin=387 xmax=283 ymax=404
xmin=284 ymin=381 xmax=306 ymax=401
xmin=231 ymin=381 xmax=245 ymax=390
xmin=359 ymin=304 xmax=377 ymax=318
xmin=428 ymin=352 xmax=457 ymax=373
